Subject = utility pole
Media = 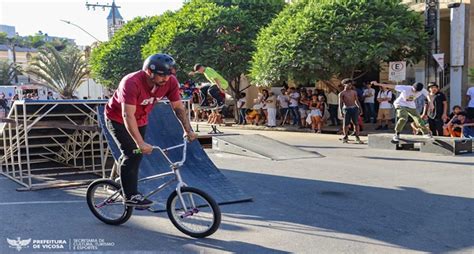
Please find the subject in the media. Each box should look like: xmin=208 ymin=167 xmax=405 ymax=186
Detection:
xmin=86 ymin=0 xmax=121 ymax=37
xmin=425 ymin=0 xmax=439 ymax=85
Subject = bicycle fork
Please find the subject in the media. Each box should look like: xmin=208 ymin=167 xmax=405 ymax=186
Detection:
xmin=174 ymin=167 xmax=198 ymax=218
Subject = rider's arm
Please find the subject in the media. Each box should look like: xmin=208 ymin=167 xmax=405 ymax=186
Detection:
xmin=171 ymin=100 xmax=193 ymax=134
xmin=122 ymin=103 xmax=146 ymax=148
xmin=371 ymin=81 xmax=396 ymax=90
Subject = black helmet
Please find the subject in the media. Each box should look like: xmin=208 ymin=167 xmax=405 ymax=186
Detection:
xmin=143 ymin=54 xmax=175 ymax=75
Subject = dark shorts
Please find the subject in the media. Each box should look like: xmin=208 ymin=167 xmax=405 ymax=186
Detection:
xmin=343 ymin=107 xmax=359 ymax=126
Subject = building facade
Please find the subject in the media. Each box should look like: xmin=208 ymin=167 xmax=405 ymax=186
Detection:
xmin=397 ymin=0 xmax=472 ymax=108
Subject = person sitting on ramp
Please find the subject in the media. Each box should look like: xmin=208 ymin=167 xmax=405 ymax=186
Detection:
xmin=104 ymin=53 xmax=197 ymax=208
xmin=371 ymin=81 xmax=433 ymax=143
xmin=189 ymin=64 xmax=227 ymax=109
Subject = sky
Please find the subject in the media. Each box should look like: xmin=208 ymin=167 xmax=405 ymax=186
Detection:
xmin=0 ymin=0 xmax=183 ymax=46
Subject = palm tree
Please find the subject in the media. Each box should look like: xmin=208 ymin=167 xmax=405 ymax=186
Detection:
xmin=0 ymin=60 xmax=22 ymax=85
xmin=27 ymin=45 xmax=89 ymax=98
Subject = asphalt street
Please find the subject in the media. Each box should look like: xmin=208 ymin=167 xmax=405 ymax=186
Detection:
xmin=0 ymin=127 xmax=473 ymax=253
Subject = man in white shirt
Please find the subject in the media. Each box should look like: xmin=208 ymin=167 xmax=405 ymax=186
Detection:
xmin=362 ymin=83 xmax=376 ymax=123
xmin=466 ymin=86 xmax=474 ymax=120
xmin=372 ymin=81 xmax=433 ymax=143
xmin=277 ymin=88 xmax=290 ymax=125
xmin=326 ymin=88 xmax=339 ymax=126
xmin=375 ymin=85 xmax=393 ymax=130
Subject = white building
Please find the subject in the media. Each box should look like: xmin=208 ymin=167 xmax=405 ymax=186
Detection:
xmin=0 ymin=25 xmax=16 ymax=38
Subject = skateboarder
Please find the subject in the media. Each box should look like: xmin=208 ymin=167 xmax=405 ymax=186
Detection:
xmin=371 ymin=81 xmax=433 ymax=143
xmin=189 ymin=64 xmax=227 ymax=109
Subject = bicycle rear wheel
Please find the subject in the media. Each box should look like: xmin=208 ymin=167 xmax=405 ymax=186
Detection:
xmin=167 ymin=187 xmax=221 ymax=238
xmin=86 ymin=179 xmax=133 ymax=225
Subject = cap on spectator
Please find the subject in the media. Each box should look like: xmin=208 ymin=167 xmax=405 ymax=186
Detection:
xmin=427 ymin=82 xmax=438 ymax=88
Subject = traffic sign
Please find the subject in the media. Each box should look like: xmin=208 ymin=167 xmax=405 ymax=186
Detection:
xmin=388 ymin=61 xmax=406 ymax=82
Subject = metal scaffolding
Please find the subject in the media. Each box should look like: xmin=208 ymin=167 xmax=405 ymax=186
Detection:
xmin=0 ymin=100 xmax=114 ymax=190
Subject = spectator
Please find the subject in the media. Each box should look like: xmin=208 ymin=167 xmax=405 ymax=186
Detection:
xmin=319 ymin=95 xmax=330 ymax=124
xmin=208 ymin=110 xmax=223 ymax=125
xmin=410 ymin=120 xmax=429 ymax=135
xmin=444 ymin=105 xmax=463 ymax=137
xmin=415 ymin=92 xmax=426 ymax=115
xmin=450 ymin=112 xmax=474 ymax=138
xmin=191 ymin=90 xmax=201 ymax=122
xmin=260 ymin=89 xmax=269 ymax=124
xmin=246 ymin=108 xmax=261 ymax=125
xmin=362 ymin=82 xmax=376 ymax=123
xmin=327 ymin=88 xmax=339 ymax=126
xmin=266 ymin=92 xmax=277 ymax=127
xmin=277 ymin=88 xmax=290 ymax=125
xmin=309 ymin=94 xmax=323 ymax=133
xmin=288 ymin=87 xmax=300 ymax=126
xmin=423 ymin=82 xmax=448 ymax=136
xmin=467 ymin=86 xmax=474 ymax=120
xmin=375 ymin=85 xmax=393 ymax=130
xmin=448 ymin=105 xmax=463 ymax=120
xmin=237 ymin=92 xmax=247 ymax=125
xmin=299 ymin=90 xmax=310 ymax=128
xmin=307 ymin=89 xmax=313 ymax=99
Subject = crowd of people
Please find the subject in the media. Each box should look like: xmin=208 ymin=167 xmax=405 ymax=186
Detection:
xmin=191 ymin=80 xmax=474 ymax=141
xmin=233 ymin=86 xmax=332 ymax=133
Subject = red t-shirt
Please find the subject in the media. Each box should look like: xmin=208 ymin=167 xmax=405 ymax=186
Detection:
xmin=105 ymin=70 xmax=181 ymax=126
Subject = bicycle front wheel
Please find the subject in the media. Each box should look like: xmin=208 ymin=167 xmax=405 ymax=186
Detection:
xmin=86 ymin=179 xmax=133 ymax=225
xmin=167 ymin=187 xmax=221 ymax=238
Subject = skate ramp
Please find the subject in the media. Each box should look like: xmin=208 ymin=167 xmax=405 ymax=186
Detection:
xmin=212 ymin=134 xmax=322 ymax=160
xmin=98 ymin=103 xmax=252 ymax=210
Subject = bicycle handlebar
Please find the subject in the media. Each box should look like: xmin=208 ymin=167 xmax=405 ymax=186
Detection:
xmin=132 ymin=137 xmax=189 ymax=167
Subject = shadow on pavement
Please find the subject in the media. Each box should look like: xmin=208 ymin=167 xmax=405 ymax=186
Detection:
xmin=360 ymin=156 xmax=474 ymax=166
xmin=220 ymin=168 xmax=474 ymax=253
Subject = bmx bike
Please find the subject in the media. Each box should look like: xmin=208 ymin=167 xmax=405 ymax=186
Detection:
xmin=86 ymin=137 xmax=221 ymax=238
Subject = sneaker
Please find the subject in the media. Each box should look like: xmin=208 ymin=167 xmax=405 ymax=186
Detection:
xmin=392 ymin=134 xmax=400 ymax=143
xmin=355 ymin=136 xmax=363 ymax=144
xmin=125 ymin=194 xmax=153 ymax=207
xmin=342 ymin=136 xmax=349 ymax=143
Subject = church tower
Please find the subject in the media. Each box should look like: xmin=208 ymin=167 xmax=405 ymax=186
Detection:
xmin=107 ymin=0 xmax=124 ymax=40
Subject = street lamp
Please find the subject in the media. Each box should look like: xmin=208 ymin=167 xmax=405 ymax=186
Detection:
xmin=60 ymin=19 xmax=102 ymax=43
xmin=60 ymin=20 xmax=101 ymax=99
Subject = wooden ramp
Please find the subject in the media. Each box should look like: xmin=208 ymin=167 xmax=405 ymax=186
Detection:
xmin=368 ymin=133 xmax=472 ymax=156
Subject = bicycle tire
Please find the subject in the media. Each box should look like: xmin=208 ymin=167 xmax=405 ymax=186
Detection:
xmin=86 ymin=179 xmax=133 ymax=225
xmin=166 ymin=187 xmax=221 ymax=238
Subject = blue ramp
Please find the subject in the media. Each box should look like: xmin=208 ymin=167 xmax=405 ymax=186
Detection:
xmin=98 ymin=103 xmax=251 ymax=210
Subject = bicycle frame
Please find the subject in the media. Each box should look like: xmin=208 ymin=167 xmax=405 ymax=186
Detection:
xmin=97 ymin=137 xmax=196 ymax=212
xmin=138 ymin=138 xmax=188 ymax=201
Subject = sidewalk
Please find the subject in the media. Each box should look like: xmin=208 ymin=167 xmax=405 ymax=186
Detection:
xmin=193 ymin=119 xmax=394 ymax=136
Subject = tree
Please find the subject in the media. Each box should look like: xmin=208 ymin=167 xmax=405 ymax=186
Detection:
xmin=0 ymin=32 xmax=8 ymax=44
xmin=143 ymin=0 xmax=285 ymax=95
xmin=0 ymin=60 xmax=22 ymax=85
xmin=89 ymin=15 xmax=165 ymax=89
xmin=250 ymin=0 xmax=428 ymax=89
xmin=27 ymin=46 xmax=89 ymax=98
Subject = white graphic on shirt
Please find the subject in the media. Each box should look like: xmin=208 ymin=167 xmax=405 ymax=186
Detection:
xmin=140 ymin=97 xmax=163 ymax=105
